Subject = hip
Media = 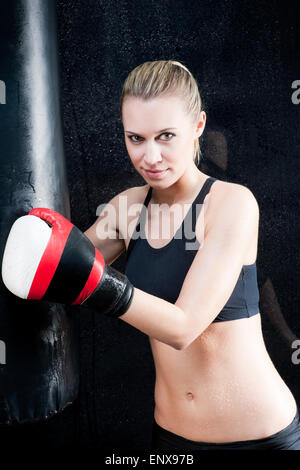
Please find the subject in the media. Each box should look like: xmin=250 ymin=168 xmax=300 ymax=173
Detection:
xmin=152 ymin=408 xmax=300 ymax=450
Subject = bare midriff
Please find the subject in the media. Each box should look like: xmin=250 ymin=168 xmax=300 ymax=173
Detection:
xmin=123 ymin=180 xmax=297 ymax=443
xmin=151 ymin=314 xmax=297 ymax=443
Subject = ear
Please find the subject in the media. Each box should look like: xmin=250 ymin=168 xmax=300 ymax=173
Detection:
xmin=195 ymin=111 xmax=206 ymax=139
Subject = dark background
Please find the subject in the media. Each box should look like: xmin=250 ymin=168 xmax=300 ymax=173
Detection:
xmin=18 ymin=0 xmax=299 ymax=449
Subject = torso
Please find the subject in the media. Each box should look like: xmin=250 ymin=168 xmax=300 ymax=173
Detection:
xmin=120 ymin=175 xmax=297 ymax=442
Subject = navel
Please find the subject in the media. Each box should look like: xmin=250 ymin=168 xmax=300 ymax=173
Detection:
xmin=186 ymin=392 xmax=194 ymax=400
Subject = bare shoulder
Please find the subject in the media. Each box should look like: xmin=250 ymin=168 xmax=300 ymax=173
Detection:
xmin=112 ymin=184 xmax=150 ymax=241
xmin=111 ymin=184 xmax=150 ymax=218
xmin=209 ymin=179 xmax=259 ymax=210
xmin=104 ymin=184 xmax=149 ymax=217
xmin=84 ymin=184 xmax=149 ymax=263
xmin=115 ymin=184 xmax=149 ymax=205
xmin=204 ymin=179 xmax=259 ymax=234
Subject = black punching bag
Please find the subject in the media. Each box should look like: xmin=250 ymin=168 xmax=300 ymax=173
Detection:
xmin=0 ymin=0 xmax=79 ymax=427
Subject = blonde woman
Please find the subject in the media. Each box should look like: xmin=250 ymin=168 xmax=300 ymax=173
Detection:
xmin=2 ymin=60 xmax=300 ymax=450
xmin=86 ymin=60 xmax=300 ymax=450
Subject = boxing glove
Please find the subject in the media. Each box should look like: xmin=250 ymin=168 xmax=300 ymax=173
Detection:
xmin=1 ymin=208 xmax=134 ymax=317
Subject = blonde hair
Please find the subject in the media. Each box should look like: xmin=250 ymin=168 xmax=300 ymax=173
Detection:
xmin=120 ymin=60 xmax=203 ymax=166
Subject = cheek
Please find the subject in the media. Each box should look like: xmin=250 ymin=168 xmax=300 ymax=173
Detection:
xmin=126 ymin=146 xmax=142 ymax=166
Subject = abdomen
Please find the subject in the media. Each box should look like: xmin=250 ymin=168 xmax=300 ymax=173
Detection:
xmin=151 ymin=314 xmax=297 ymax=442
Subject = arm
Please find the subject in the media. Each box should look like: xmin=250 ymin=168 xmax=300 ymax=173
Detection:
xmin=120 ymin=184 xmax=259 ymax=350
xmin=84 ymin=191 xmax=126 ymax=265
xmin=1 ymin=185 xmax=258 ymax=351
xmin=83 ymin=187 xmax=187 ymax=349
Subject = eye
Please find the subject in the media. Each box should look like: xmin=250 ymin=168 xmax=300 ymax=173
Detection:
xmin=128 ymin=135 xmax=143 ymax=143
xmin=128 ymin=133 xmax=175 ymax=143
xmin=160 ymin=132 xmax=174 ymax=141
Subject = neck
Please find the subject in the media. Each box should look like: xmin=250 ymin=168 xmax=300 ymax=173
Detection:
xmin=151 ymin=164 xmax=208 ymax=206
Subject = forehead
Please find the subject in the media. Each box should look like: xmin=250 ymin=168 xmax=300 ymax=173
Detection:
xmin=122 ymin=94 xmax=189 ymax=130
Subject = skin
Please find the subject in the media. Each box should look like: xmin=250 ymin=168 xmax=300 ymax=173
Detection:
xmin=85 ymin=93 xmax=297 ymax=442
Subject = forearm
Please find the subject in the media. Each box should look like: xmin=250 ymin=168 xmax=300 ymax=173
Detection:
xmin=2 ymin=211 xmax=189 ymax=350
xmin=119 ymin=287 xmax=188 ymax=350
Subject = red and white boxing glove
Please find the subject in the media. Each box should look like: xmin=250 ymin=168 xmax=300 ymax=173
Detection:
xmin=1 ymin=208 xmax=134 ymax=317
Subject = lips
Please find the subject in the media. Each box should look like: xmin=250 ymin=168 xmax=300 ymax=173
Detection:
xmin=144 ymin=168 xmax=168 ymax=179
xmin=144 ymin=169 xmax=167 ymax=172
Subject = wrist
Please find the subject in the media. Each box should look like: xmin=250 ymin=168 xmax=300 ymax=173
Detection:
xmin=82 ymin=264 xmax=135 ymax=317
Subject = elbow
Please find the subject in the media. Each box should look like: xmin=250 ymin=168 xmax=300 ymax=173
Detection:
xmin=171 ymin=332 xmax=194 ymax=351
xmin=170 ymin=307 xmax=200 ymax=350
xmin=173 ymin=321 xmax=206 ymax=350
xmin=176 ymin=337 xmax=193 ymax=351
xmin=166 ymin=331 xmax=190 ymax=351
xmin=171 ymin=340 xmax=186 ymax=351
xmin=172 ymin=338 xmax=192 ymax=351
xmin=173 ymin=342 xmax=188 ymax=351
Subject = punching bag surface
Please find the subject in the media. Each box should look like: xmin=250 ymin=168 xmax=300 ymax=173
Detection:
xmin=0 ymin=0 xmax=79 ymax=424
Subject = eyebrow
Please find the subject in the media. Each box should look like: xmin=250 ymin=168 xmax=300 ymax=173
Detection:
xmin=125 ymin=127 xmax=178 ymax=134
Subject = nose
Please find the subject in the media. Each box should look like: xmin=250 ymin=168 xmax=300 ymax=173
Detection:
xmin=143 ymin=141 xmax=163 ymax=166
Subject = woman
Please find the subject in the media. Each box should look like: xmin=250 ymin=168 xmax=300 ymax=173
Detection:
xmin=84 ymin=60 xmax=300 ymax=450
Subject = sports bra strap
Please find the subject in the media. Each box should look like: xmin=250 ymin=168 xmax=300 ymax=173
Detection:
xmin=192 ymin=176 xmax=217 ymax=206
xmin=190 ymin=176 xmax=217 ymax=235
xmin=126 ymin=187 xmax=152 ymax=260
xmin=143 ymin=185 xmax=152 ymax=208
xmin=126 ymin=177 xmax=217 ymax=259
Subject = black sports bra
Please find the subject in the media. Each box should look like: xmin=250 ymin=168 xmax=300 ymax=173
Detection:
xmin=125 ymin=177 xmax=260 ymax=322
